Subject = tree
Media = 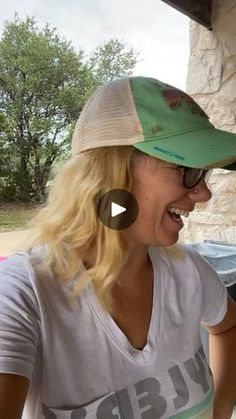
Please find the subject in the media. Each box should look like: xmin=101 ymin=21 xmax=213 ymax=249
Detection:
xmin=0 ymin=113 xmax=11 ymax=177
xmin=89 ymin=39 xmax=138 ymax=85
xmin=0 ymin=16 xmax=138 ymax=202
xmin=0 ymin=15 xmax=90 ymax=201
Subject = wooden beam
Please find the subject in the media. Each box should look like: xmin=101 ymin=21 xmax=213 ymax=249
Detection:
xmin=161 ymin=0 xmax=212 ymax=30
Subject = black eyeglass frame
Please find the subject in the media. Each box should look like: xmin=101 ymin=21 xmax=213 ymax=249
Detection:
xmin=183 ymin=167 xmax=212 ymax=189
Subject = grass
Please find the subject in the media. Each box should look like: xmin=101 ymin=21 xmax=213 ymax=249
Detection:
xmin=0 ymin=203 xmax=39 ymax=232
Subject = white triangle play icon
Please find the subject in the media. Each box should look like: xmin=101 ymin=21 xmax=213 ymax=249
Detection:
xmin=111 ymin=202 xmax=127 ymax=217
xmin=97 ymin=190 xmax=138 ymax=229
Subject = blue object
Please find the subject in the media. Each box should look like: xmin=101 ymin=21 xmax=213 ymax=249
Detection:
xmin=189 ymin=240 xmax=236 ymax=359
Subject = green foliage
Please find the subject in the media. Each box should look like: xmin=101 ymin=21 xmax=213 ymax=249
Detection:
xmin=0 ymin=15 xmax=138 ymax=202
xmin=0 ymin=16 xmax=88 ymax=201
xmin=0 ymin=178 xmax=18 ymax=202
xmin=89 ymin=38 xmax=138 ymax=85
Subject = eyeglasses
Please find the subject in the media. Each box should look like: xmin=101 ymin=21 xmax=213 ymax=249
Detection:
xmin=182 ymin=167 xmax=212 ymax=188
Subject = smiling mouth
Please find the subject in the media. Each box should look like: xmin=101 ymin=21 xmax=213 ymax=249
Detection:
xmin=167 ymin=206 xmax=190 ymax=221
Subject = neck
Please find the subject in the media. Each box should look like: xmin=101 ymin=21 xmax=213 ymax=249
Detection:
xmin=117 ymin=244 xmax=151 ymax=286
xmin=83 ymin=242 xmax=152 ymax=287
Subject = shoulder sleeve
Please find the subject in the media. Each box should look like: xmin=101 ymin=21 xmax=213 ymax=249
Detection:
xmin=186 ymin=246 xmax=228 ymax=326
xmin=0 ymin=253 xmax=40 ymax=379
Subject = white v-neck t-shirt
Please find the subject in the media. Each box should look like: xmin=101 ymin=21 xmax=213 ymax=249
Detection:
xmin=0 ymin=245 xmax=227 ymax=419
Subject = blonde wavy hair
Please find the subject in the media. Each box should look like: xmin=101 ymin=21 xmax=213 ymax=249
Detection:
xmin=28 ymin=146 xmax=142 ymax=312
xmin=28 ymin=145 xmax=186 ymax=312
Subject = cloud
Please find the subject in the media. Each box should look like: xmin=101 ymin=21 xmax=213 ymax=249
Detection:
xmin=0 ymin=0 xmax=190 ymax=88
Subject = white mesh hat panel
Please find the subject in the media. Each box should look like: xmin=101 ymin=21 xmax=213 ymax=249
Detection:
xmin=72 ymin=78 xmax=144 ymax=156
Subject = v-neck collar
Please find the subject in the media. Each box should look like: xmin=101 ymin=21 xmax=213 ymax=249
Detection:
xmin=84 ymin=247 xmax=163 ymax=364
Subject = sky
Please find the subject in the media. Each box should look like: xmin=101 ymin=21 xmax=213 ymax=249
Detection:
xmin=0 ymin=0 xmax=190 ymax=89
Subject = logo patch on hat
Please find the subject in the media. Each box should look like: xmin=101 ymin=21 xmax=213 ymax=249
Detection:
xmin=151 ymin=125 xmax=163 ymax=134
xmin=161 ymin=88 xmax=208 ymax=118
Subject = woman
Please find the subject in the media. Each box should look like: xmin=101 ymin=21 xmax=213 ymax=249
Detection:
xmin=0 ymin=76 xmax=236 ymax=419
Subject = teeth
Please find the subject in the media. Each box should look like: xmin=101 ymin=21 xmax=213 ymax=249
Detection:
xmin=168 ymin=207 xmax=189 ymax=217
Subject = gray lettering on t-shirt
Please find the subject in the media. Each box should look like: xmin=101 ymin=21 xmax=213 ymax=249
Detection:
xmin=71 ymin=407 xmax=87 ymax=418
xmin=199 ymin=344 xmax=213 ymax=377
xmin=199 ymin=345 xmax=206 ymax=360
xmin=97 ymin=393 xmax=121 ymax=418
xmin=168 ymin=365 xmax=189 ymax=409
xmin=184 ymin=352 xmax=209 ymax=394
xmin=135 ymin=377 xmax=167 ymax=418
xmin=42 ymin=346 xmax=211 ymax=418
xmin=42 ymin=403 xmax=87 ymax=419
xmin=116 ymin=388 xmax=134 ymax=418
xmin=42 ymin=404 xmax=57 ymax=419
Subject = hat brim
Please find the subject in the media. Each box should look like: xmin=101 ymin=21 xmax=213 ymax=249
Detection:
xmin=223 ymin=161 xmax=236 ymax=170
xmin=134 ymin=127 xmax=236 ymax=170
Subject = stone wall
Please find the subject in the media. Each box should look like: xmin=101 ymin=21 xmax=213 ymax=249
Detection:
xmin=180 ymin=0 xmax=236 ymax=244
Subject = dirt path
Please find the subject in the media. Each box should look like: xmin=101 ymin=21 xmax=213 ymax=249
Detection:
xmin=0 ymin=230 xmax=31 ymax=256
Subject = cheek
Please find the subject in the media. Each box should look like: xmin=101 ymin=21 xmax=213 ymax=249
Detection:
xmin=136 ymin=192 xmax=165 ymax=225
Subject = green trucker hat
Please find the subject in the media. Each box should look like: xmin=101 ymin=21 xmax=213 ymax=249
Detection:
xmin=72 ymin=76 xmax=236 ymax=170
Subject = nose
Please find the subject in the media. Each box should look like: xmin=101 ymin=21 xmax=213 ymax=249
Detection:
xmin=187 ymin=179 xmax=212 ymax=203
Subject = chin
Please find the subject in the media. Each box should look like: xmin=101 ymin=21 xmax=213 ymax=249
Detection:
xmin=154 ymin=233 xmax=179 ymax=247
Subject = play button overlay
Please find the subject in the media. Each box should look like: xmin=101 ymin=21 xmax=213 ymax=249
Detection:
xmin=97 ymin=189 xmax=139 ymax=230
xmin=111 ymin=202 xmax=126 ymax=217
